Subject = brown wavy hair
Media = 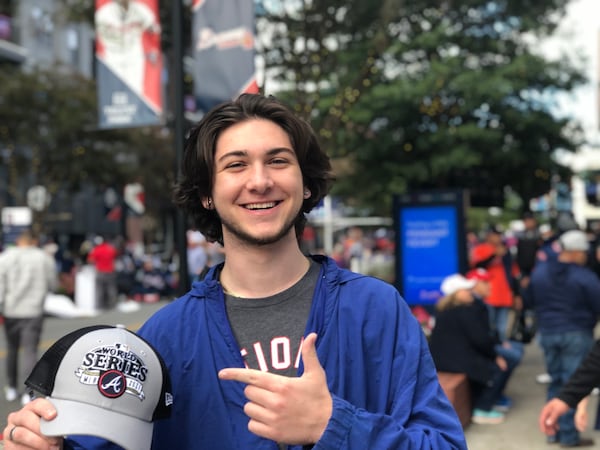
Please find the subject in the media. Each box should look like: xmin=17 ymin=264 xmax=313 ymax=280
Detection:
xmin=172 ymin=93 xmax=335 ymax=244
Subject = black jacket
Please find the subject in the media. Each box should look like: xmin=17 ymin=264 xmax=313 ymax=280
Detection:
xmin=559 ymin=339 xmax=600 ymax=408
xmin=429 ymin=300 xmax=498 ymax=385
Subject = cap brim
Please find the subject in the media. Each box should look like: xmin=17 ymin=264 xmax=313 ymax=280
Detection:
xmin=41 ymin=398 xmax=153 ymax=450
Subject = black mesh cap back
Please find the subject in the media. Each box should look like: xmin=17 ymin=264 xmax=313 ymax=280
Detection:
xmin=145 ymin=337 xmax=173 ymax=421
xmin=25 ymin=325 xmax=112 ymax=395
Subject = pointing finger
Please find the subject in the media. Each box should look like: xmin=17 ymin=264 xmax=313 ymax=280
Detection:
xmin=219 ymin=367 xmax=275 ymax=386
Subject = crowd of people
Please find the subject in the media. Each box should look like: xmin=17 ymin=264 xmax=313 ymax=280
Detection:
xmin=69 ymin=235 xmax=179 ymax=309
xmin=427 ymin=211 xmax=600 ymax=447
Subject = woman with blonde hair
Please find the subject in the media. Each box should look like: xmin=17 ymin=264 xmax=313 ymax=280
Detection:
xmin=429 ymin=273 xmax=511 ymax=425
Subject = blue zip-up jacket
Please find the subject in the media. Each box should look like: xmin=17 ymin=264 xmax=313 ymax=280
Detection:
xmin=67 ymin=256 xmax=466 ymax=449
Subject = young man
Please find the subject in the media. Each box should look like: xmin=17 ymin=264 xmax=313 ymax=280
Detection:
xmin=4 ymin=94 xmax=466 ymax=449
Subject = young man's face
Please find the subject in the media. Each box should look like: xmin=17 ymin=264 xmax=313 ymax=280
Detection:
xmin=212 ymin=118 xmax=305 ymax=247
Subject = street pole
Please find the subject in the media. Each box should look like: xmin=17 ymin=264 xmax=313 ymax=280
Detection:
xmin=172 ymin=0 xmax=189 ymax=295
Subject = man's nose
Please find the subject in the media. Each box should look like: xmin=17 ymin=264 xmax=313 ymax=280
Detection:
xmin=246 ymin=164 xmax=274 ymax=192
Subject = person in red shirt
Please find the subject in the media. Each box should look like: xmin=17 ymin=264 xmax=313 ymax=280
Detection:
xmin=470 ymin=226 xmax=520 ymax=342
xmin=87 ymin=236 xmax=118 ymax=310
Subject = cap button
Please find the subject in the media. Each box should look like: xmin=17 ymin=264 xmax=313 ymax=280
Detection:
xmin=116 ymin=324 xmax=126 ymax=329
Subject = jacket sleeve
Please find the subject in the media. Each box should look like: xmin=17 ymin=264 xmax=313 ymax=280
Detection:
xmin=313 ymin=300 xmax=467 ymax=450
xmin=64 ymin=436 xmax=121 ymax=450
xmin=45 ymin=253 xmax=58 ymax=292
xmin=0 ymin=252 xmax=12 ymax=312
xmin=582 ymin=272 xmax=600 ymax=315
xmin=558 ymin=340 xmax=600 ymax=408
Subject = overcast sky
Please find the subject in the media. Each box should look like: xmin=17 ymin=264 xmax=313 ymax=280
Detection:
xmin=540 ymin=0 xmax=600 ymax=144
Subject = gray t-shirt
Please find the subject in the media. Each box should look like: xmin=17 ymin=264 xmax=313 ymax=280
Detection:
xmin=224 ymin=260 xmax=320 ymax=377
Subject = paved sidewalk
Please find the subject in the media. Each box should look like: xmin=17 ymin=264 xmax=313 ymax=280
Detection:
xmin=464 ymin=341 xmax=599 ymax=450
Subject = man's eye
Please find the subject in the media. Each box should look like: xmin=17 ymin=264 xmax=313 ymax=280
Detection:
xmin=225 ymin=162 xmax=245 ymax=169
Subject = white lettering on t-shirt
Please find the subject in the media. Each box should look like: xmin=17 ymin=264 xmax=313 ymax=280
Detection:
xmin=241 ymin=337 xmax=304 ymax=373
xmin=271 ymin=337 xmax=291 ymax=370
xmin=294 ymin=336 xmax=304 ymax=369
xmin=253 ymin=342 xmax=268 ymax=372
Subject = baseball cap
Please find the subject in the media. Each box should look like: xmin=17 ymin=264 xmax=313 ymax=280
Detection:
xmin=440 ymin=274 xmax=476 ymax=296
xmin=559 ymin=230 xmax=590 ymax=252
xmin=466 ymin=268 xmax=491 ymax=282
xmin=25 ymin=325 xmax=172 ymax=450
xmin=470 ymin=243 xmax=496 ymax=267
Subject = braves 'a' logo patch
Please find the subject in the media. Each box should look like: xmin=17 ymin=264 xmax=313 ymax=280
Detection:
xmin=98 ymin=370 xmax=127 ymax=398
xmin=74 ymin=342 xmax=148 ymax=401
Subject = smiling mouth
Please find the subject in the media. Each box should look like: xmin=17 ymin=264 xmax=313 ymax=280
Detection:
xmin=243 ymin=201 xmax=279 ymax=210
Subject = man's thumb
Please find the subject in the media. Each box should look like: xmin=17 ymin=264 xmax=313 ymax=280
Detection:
xmin=301 ymin=332 xmax=320 ymax=372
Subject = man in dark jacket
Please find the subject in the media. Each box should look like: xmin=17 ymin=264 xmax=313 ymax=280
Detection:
xmin=525 ymin=229 xmax=600 ymax=447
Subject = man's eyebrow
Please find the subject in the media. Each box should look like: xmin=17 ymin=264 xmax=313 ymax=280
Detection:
xmin=266 ymin=147 xmax=295 ymax=157
xmin=217 ymin=150 xmax=247 ymax=163
xmin=217 ymin=147 xmax=295 ymax=163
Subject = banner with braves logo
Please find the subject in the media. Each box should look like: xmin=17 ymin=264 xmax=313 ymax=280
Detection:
xmin=192 ymin=0 xmax=259 ymax=114
xmin=95 ymin=0 xmax=163 ymax=128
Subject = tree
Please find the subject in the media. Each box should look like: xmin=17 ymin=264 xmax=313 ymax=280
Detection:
xmin=0 ymin=66 xmax=174 ymax=224
xmin=257 ymin=0 xmax=586 ymax=215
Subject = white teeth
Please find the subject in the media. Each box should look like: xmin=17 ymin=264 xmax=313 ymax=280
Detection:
xmin=245 ymin=202 xmax=276 ymax=210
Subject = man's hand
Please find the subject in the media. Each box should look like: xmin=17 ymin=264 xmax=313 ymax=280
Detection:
xmin=3 ymin=398 xmax=63 ymax=449
xmin=539 ymin=398 xmax=570 ymax=436
xmin=575 ymin=397 xmax=590 ymax=432
xmin=218 ymin=333 xmax=332 ymax=445
xmin=495 ymin=355 xmax=508 ymax=371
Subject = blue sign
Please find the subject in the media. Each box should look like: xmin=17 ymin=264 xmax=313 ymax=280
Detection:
xmin=394 ymin=191 xmax=467 ymax=305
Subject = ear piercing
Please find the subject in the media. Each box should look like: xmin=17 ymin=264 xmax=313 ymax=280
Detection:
xmin=207 ymin=198 xmax=213 ymax=209
xmin=304 ymin=189 xmax=311 ymax=199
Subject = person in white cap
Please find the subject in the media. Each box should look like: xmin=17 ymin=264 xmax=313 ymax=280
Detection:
xmin=467 ymin=268 xmax=524 ymax=413
xmin=523 ymin=229 xmax=600 ymax=447
xmin=3 ymin=94 xmax=467 ymax=449
xmin=429 ymin=273 xmax=515 ymax=425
